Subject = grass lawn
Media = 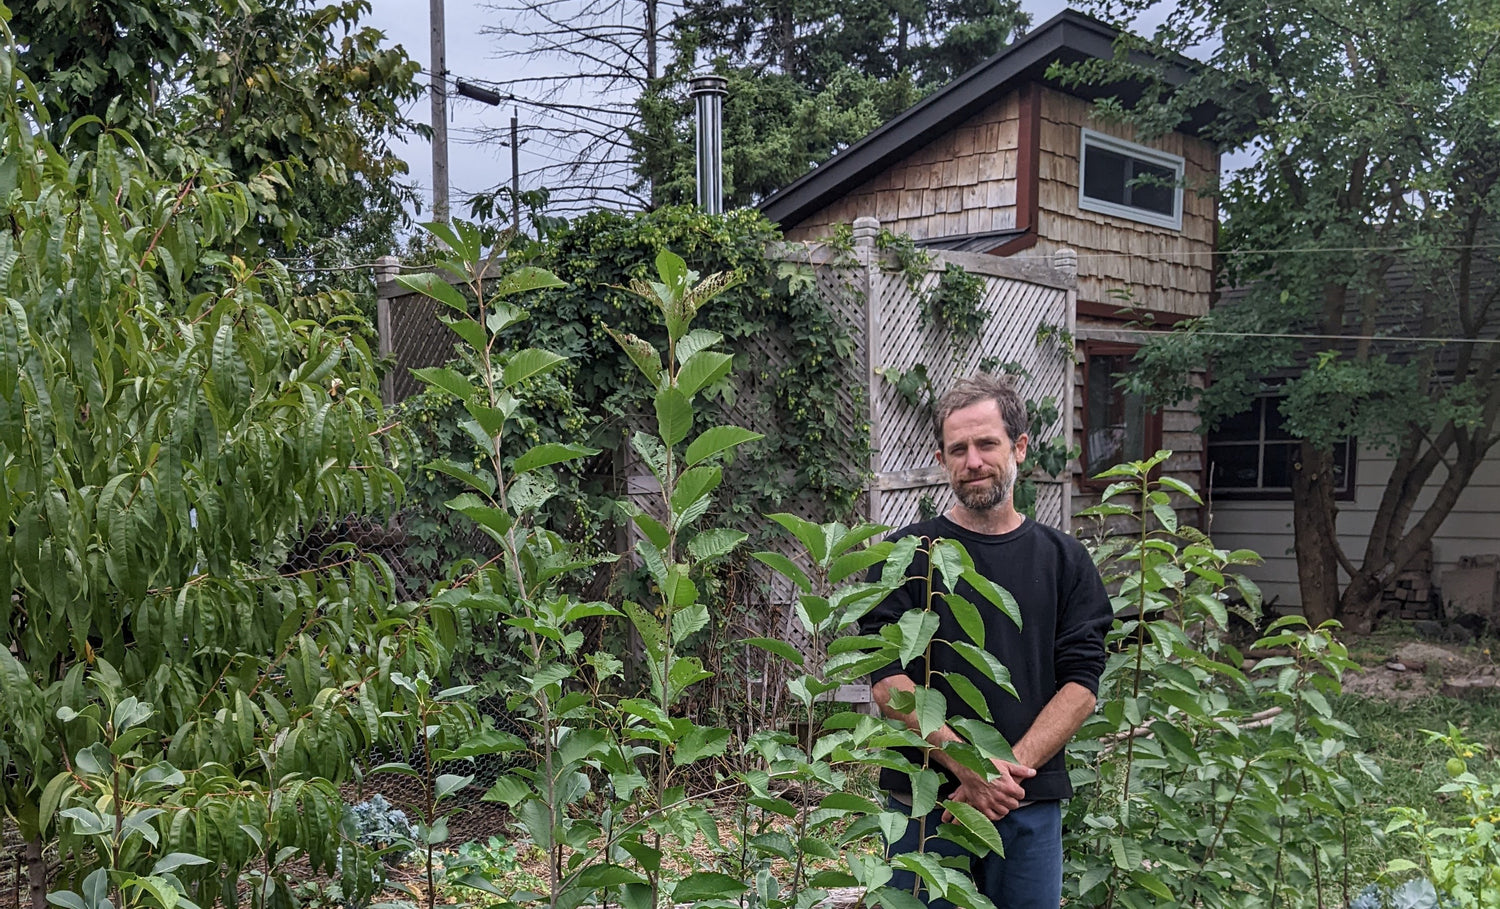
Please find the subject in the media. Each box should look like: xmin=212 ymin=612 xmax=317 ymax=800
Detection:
xmin=1333 ymin=689 xmax=1500 ymax=885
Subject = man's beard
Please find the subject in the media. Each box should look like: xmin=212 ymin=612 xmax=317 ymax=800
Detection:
xmin=953 ymin=460 xmax=1017 ymax=511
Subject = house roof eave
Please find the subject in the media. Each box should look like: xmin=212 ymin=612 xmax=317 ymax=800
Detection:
xmin=761 ymin=9 xmax=1218 ymax=230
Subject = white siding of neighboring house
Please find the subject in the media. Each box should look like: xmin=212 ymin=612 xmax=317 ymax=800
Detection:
xmin=1207 ymin=443 xmax=1500 ymax=613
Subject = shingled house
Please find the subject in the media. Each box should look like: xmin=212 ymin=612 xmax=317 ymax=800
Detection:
xmin=760 ymin=9 xmax=1221 ymax=513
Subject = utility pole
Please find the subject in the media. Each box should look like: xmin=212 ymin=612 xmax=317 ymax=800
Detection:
xmin=429 ymin=0 xmax=449 ymax=223
xmin=512 ymin=111 xmax=521 ymax=235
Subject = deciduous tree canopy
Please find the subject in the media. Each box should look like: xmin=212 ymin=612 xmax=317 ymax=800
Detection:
xmin=1059 ymin=0 xmax=1500 ymax=625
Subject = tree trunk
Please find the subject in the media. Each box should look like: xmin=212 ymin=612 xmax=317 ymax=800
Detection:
xmin=26 ymin=836 xmax=47 ymax=909
xmin=1290 ymin=442 xmax=1342 ymax=626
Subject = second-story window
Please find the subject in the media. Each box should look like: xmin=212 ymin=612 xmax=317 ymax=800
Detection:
xmin=1078 ymin=129 xmax=1184 ymax=230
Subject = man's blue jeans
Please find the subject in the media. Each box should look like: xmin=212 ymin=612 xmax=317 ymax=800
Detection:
xmin=884 ymin=796 xmax=1063 ymax=909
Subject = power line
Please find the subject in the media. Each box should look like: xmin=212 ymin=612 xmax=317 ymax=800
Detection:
xmin=1104 ymin=327 xmax=1500 ymax=345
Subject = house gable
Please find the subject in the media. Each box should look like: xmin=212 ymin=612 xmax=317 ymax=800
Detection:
xmin=764 ymin=9 xmax=1221 ymax=319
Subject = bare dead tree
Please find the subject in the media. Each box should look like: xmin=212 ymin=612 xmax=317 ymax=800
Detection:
xmin=472 ymin=0 xmax=686 ymax=215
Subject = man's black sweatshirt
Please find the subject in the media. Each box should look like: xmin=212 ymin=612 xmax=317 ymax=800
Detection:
xmin=858 ymin=516 xmax=1112 ymax=802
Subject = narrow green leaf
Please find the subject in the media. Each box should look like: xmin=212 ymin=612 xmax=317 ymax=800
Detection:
xmin=941 ymin=800 xmax=1003 ymax=856
xmin=743 ymin=637 xmax=805 ymax=667
xmin=944 ymin=594 xmax=985 ymax=648
xmin=752 ymin=551 xmax=811 ymax=592
xmin=940 ymin=673 xmax=993 ymax=722
xmin=654 ymin=386 xmax=693 ymax=446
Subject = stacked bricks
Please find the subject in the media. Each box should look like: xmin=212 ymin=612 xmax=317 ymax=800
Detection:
xmin=1384 ymin=543 xmax=1437 ymax=621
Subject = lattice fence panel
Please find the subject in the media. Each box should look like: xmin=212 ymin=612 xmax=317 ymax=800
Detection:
xmin=873 ymin=259 xmax=1071 ymax=477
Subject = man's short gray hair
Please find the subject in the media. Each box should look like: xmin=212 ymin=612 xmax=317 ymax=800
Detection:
xmin=933 ymin=373 xmax=1028 ymax=448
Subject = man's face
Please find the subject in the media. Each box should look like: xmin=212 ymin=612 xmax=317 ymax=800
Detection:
xmin=937 ymin=399 xmax=1029 ymax=512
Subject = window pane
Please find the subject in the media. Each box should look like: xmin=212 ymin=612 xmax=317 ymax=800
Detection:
xmin=1209 ymin=444 xmax=1260 ymax=489
xmin=1263 ymin=400 xmax=1295 ymax=441
xmin=1086 ymin=354 xmax=1149 ymax=475
xmin=1125 ymin=159 xmax=1176 ymax=216
xmin=1262 ymin=443 xmax=1297 ymax=489
xmin=1213 ymin=405 xmax=1261 ymax=442
xmin=1333 ymin=441 xmax=1351 ymax=492
xmin=1083 ymin=145 xmax=1129 ymax=207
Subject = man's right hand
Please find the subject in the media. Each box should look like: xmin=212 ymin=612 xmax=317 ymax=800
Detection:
xmin=943 ymin=759 xmax=1035 ymax=822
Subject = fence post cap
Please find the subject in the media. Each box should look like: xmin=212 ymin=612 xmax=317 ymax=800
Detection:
xmin=851 ymin=217 xmax=881 ymax=247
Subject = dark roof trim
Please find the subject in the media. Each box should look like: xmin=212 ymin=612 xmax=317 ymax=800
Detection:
xmin=761 ymin=8 xmax=1210 ymax=230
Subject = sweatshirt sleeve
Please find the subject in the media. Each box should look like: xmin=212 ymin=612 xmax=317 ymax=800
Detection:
xmin=1053 ymin=536 xmax=1113 ymax=695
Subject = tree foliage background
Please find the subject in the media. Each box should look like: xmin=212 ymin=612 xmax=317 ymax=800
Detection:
xmin=467 ymin=0 xmax=1028 ymax=215
xmin=0 ymin=8 xmax=463 ymax=909
xmin=1059 ymin=0 xmax=1500 ymax=625
xmin=8 ymin=0 xmax=427 ymax=280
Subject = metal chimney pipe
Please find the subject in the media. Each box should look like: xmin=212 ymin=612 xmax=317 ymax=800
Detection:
xmin=689 ymin=74 xmax=728 ymax=215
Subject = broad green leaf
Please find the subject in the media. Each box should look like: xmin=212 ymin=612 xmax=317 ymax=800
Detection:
xmin=674 ymin=727 xmax=731 ymax=765
xmin=941 ymin=800 xmax=1004 ymax=855
xmin=687 ymin=528 xmax=747 ymax=562
xmin=486 ymin=302 xmax=527 ymax=335
xmin=910 ymin=686 xmax=947 ymax=739
xmin=1151 ymin=503 xmax=1179 ymax=533
xmin=513 ymin=442 xmax=599 ymax=474
xmin=655 ymin=386 xmax=693 ymax=446
xmin=607 ymin=327 xmax=663 ymax=386
xmin=829 ymin=548 xmax=888 ymax=585
xmin=671 ymin=465 xmax=722 ymax=514
xmin=950 ymin=717 xmax=1016 ymax=763
xmin=503 ymin=348 xmax=567 ymax=387
xmin=939 ymin=673 xmax=993 ymax=722
xmin=411 ymin=366 xmax=476 ymax=403
xmin=685 ymin=426 xmax=763 ymax=465
xmin=909 ymin=769 xmax=941 ymax=822
xmin=493 ymin=265 xmax=566 ymax=298
xmin=151 ymin=853 xmax=211 ymax=876
xmin=1156 ymin=475 xmax=1203 ymax=503
xmin=1128 ymin=870 xmax=1173 ymax=901
xmin=672 ymin=872 xmax=748 ymax=902
xmin=577 ymin=865 xmax=647 ymax=888
xmin=396 ymin=272 xmax=468 ymax=313
xmin=482 ymin=775 xmax=530 ymax=806
xmin=676 ymin=329 xmax=723 ymax=366
xmin=425 ymin=458 xmax=495 ymax=496
xmin=677 ymin=350 xmax=733 ymax=396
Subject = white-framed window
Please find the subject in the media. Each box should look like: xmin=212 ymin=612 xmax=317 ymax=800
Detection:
xmin=1077 ymin=128 xmax=1184 ymax=230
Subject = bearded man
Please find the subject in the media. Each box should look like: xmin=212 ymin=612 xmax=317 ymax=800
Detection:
xmin=859 ymin=373 xmax=1112 ymax=909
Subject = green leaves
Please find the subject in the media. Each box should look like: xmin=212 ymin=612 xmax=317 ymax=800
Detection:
xmin=397 ymin=272 xmax=469 ymax=313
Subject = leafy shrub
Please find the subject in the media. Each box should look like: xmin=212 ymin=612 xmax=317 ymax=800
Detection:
xmin=1065 ymin=452 xmax=1379 ymax=908
xmin=1384 ymin=725 xmax=1500 ymax=907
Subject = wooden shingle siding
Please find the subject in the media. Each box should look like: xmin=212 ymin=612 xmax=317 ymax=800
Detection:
xmin=782 ymin=92 xmax=1023 ymax=243
xmin=1208 ymin=445 xmax=1500 ymax=613
xmin=1032 ymin=90 xmax=1216 ymax=318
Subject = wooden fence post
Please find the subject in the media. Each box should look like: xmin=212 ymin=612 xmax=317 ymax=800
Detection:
xmin=852 ymin=216 xmax=882 ymax=526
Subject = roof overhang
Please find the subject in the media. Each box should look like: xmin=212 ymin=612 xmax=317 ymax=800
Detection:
xmin=761 ymin=9 xmax=1221 ymax=230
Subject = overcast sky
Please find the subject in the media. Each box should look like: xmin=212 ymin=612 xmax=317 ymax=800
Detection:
xmin=362 ymin=1 xmax=1167 ymax=223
